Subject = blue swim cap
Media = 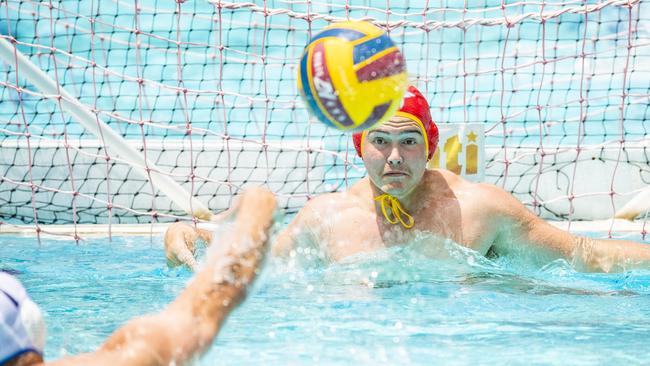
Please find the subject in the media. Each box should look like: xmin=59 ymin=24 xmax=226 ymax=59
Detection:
xmin=0 ymin=272 xmax=46 ymax=364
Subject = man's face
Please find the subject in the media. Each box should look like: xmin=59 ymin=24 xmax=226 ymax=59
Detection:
xmin=362 ymin=116 xmax=427 ymax=198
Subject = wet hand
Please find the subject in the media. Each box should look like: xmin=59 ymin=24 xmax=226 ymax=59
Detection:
xmin=164 ymin=222 xmax=213 ymax=271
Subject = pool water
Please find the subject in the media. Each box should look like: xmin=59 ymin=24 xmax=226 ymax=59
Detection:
xmin=2 ymin=232 xmax=650 ymax=365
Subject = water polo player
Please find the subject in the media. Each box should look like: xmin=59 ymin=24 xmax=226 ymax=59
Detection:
xmin=166 ymin=85 xmax=650 ymax=272
xmin=271 ymin=85 xmax=650 ymax=271
xmin=1 ymin=187 xmax=275 ymax=366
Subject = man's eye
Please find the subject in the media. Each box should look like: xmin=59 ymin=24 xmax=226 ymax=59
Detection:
xmin=373 ymin=137 xmax=386 ymax=145
xmin=403 ymin=138 xmax=417 ymax=145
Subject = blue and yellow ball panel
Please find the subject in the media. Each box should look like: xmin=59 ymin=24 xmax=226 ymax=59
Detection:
xmin=352 ymin=33 xmax=393 ymax=64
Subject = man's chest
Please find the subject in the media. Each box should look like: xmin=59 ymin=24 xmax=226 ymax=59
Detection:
xmin=319 ymin=205 xmax=495 ymax=261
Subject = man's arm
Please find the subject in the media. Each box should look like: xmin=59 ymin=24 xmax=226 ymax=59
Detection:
xmin=487 ymin=184 xmax=650 ymax=272
xmin=49 ymin=187 xmax=276 ymax=366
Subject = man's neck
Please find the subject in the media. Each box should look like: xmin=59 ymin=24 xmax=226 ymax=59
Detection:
xmin=368 ymin=175 xmax=427 ymax=214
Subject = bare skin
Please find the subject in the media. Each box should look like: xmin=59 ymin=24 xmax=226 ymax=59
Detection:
xmin=164 ymin=198 xmax=241 ymax=270
xmin=166 ymin=116 xmax=650 ymax=273
xmin=13 ymin=187 xmax=276 ymax=366
xmin=165 ymin=223 xmax=214 ymax=271
xmin=271 ymin=117 xmax=650 ymax=272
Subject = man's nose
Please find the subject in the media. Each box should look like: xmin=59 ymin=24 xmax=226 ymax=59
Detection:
xmin=387 ymin=145 xmax=403 ymax=165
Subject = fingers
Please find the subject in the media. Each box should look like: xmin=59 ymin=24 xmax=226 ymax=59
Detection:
xmin=165 ymin=240 xmax=198 ymax=271
xmin=165 ymin=222 xmax=201 ymax=269
xmin=164 ymin=222 xmax=187 ymax=258
xmin=166 ymin=187 xmax=276 ymax=273
xmin=175 ymin=246 xmax=198 ymax=271
xmin=195 ymin=228 xmax=214 ymax=245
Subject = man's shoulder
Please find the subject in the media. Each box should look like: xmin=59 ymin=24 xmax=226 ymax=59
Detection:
xmin=425 ymin=169 xmax=473 ymax=191
xmin=425 ymin=169 xmax=514 ymax=212
xmin=449 ymin=176 xmax=527 ymax=219
xmin=302 ymin=185 xmax=371 ymax=215
xmin=427 ymin=169 xmax=501 ymax=193
xmin=299 ymin=191 xmax=353 ymax=213
xmin=304 ymin=191 xmax=346 ymax=207
xmin=289 ymin=191 xmax=357 ymax=227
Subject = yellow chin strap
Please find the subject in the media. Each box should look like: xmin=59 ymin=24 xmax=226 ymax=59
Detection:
xmin=374 ymin=194 xmax=414 ymax=229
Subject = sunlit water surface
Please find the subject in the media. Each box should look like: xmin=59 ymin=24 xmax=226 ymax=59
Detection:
xmin=2 ymin=231 xmax=650 ymax=365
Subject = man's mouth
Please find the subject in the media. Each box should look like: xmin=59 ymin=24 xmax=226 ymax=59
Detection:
xmin=384 ymin=171 xmax=408 ymax=177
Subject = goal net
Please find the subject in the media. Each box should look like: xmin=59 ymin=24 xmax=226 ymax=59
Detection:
xmin=0 ymin=0 xmax=648 ymax=236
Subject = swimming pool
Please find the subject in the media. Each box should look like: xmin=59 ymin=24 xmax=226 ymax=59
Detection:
xmin=2 ymin=232 xmax=650 ymax=365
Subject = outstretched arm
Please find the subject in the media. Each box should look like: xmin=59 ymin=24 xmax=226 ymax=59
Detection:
xmin=50 ymin=187 xmax=276 ymax=366
xmin=488 ymin=184 xmax=650 ymax=272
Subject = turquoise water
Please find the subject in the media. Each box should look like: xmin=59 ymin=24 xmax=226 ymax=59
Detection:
xmin=3 ymin=232 xmax=650 ymax=365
